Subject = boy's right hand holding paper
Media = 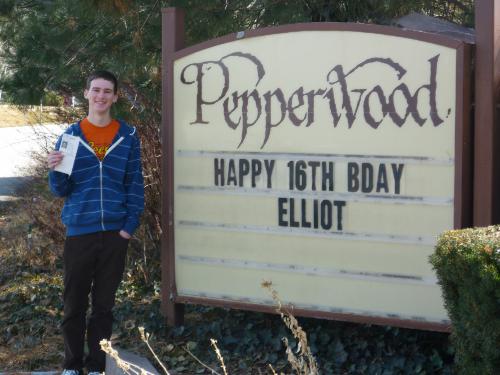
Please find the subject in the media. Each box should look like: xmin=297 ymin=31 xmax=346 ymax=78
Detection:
xmin=48 ymin=150 xmax=64 ymax=170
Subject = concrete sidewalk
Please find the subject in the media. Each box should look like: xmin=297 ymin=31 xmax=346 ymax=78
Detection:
xmin=0 ymin=124 xmax=64 ymax=200
xmin=0 ymin=348 xmax=159 ymax=375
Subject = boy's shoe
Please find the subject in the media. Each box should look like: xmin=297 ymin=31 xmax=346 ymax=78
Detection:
xmin=62 ymin=370 xmax=81 ymax=375
xmin=87 ymin=372 xmax=103 ymax=375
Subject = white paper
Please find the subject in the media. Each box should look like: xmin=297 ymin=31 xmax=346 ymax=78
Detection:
xmin=54 ymin=134 xmax=80 ymax=175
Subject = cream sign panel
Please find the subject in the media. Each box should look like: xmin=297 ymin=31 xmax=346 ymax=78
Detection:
xmin=173 ymin=31 xmax=456 ymax=323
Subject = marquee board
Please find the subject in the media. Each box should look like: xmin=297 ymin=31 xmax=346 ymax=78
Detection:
xmin=163 ymin=19 xmax=471 ymax=330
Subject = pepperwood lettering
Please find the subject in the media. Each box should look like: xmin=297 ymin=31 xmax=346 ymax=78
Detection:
xmin=181 ymin=53 xmax=448 ymax=148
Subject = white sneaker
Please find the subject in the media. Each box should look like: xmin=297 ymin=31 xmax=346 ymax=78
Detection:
xmin=61 ymin=370 xmax=80 ymax=375
xmin=87 ymin=372 xmax=103 ymax=375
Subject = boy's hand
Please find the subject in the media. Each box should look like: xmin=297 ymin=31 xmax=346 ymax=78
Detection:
xmin=119 ymin=230 xmax=131 ymax=240
xmin=47 ymin=151 xmax=64 ymax=169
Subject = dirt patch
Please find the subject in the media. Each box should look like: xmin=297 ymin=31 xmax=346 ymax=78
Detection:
xmin=0 ymin=333 xmax=63 ymax=372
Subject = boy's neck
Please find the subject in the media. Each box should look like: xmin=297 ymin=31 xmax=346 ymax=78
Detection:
xmin=87 ymin=113 xmax=113 ymax=127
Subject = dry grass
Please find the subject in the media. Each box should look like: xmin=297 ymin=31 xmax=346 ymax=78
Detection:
xmin=0 ymin=105 xmax=83 ymax=127
xmin=262 ymin=281 xmax=319 ymax=375
xmin=0 ymin=105 xmax=57 ymax=127
xmin=100 ymin=282 xmax=319 ymax=375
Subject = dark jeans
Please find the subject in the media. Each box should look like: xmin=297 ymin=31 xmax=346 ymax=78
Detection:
xmin=62 ymin=231 xmax=128 ymax=372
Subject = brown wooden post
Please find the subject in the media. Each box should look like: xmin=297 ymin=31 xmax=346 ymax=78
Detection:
xmin=455 ymin=42 xmax=473 ymax=229
xmin=474 ymin=0 xmax=500 ymax=226
xmin=161 ymin=7 xmax=185 ymax=326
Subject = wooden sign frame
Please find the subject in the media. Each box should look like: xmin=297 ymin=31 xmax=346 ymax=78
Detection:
xmin=161 ymin=7 xmax=472 ymax=332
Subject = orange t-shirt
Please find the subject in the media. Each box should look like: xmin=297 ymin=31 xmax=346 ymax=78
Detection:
xmin=80 ymin=118 xmax=120 ymax=160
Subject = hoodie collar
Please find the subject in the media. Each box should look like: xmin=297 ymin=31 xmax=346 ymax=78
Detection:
xmin=69 ymin=119 xmax=133 ymax=138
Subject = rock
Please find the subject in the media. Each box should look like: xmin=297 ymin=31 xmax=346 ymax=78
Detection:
xmin=105 ymin=347 xmax=159 ymax=375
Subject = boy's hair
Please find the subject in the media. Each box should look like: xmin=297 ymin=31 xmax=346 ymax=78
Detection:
xmin=86 ymin=70 xmax=118 ymax=94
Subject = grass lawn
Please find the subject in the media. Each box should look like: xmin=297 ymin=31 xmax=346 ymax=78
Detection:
xmin=0 ymin=105 xmax=81 ymax=128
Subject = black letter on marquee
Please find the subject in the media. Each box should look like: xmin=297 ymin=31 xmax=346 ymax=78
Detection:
xmin=308 ymin=161 xmax=320 ymax=191
xmin=347 ymin=162 xmax=359 ymax=192
xmin=251 ymin=159 xmax=262 ymax=187
xmin=301 ymin=199 xmax=311 ymax=228
xmin=289 ymin=198 xmax=300 ymax=227
xmin=295 ymin=160 xmax=307 ymax=191
xmin=322 ymin=162 xmax=334 ymax=191
xmin=214 ymin=158 xmax=224 ymax=186
xmin=392 ymin=163 xmax=404 ymax=194
xmin=238 ymin=159 xmax=250 ymax=186
xmin=227 ymin=159 xmax=237 ymax=186
xmin=278 ymin=198 xmax=288 ymax=227
xmin=361 ymin=163 xmax=374 ymax=193
xmin=264 ymin=159 xmax=275 ymax=188
xmin=376 ymin=164 xmax=389 ymax=193
xmin=320 ymin=200 xmax=333 ymax=230
xmin=334 ymin=200 xmax=346 ymax=231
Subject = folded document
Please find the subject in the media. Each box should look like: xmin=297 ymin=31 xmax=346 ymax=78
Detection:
xmin=54 ymin=134 xmax=80 ymax=175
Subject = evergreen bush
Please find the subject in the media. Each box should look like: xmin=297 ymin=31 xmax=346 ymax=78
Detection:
xmin=42 ymin=90 xmax=64 ymax=106
xmin=430 ymin=226 xmax=500 ymax=375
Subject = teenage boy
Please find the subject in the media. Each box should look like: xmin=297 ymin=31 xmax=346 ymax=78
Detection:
xmin=47 ymin=70 xmax=144 ymax=375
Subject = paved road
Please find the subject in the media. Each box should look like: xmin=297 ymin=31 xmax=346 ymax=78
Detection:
xmin=0 ymin=124 xmax=65 ymax=200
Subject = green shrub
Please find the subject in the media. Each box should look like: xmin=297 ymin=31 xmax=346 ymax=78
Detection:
xmin=42 ymin=90 xmax=64 ymax=106
xmin=430 ymin=226 xmax=500 ymax=375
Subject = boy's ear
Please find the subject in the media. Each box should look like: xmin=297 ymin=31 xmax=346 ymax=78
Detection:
xmin=83 ymin=89 xmax=89 ymax=99
xmin=112 ymin=94 xmax=118 ymax=103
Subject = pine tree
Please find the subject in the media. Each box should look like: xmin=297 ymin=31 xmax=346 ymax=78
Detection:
xmin=0 ymin=0 xmax=475 ymax=284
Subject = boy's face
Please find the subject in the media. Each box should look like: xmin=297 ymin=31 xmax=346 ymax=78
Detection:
xmin=84 ymin=78 xmax=118 ymax=115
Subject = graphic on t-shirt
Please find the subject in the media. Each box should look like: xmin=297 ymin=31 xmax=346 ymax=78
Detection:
xmin=80 ymin=118 xmax=119 ymax=160
xmin=88 ymin=141 xmax=109 ymax=159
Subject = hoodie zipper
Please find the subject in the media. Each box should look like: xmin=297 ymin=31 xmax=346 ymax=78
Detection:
xmin=100 ymin=137 xmax=124 ymax=229
xmin=79 ymin=135 xmax=125 ymax=231
xmin=99 ymin=161 xmax=104 ymax=230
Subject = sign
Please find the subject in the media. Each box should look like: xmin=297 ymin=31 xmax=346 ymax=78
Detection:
xmin=163 ymin=19 xmax=471 ymax=331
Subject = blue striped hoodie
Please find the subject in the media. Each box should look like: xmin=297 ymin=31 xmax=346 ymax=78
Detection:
xmin=49 ymin=120 xmax=144 ymax=237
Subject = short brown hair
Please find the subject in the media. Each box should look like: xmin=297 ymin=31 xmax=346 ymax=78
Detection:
xmin=86 ymin=70 xmax=118 ymax=94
